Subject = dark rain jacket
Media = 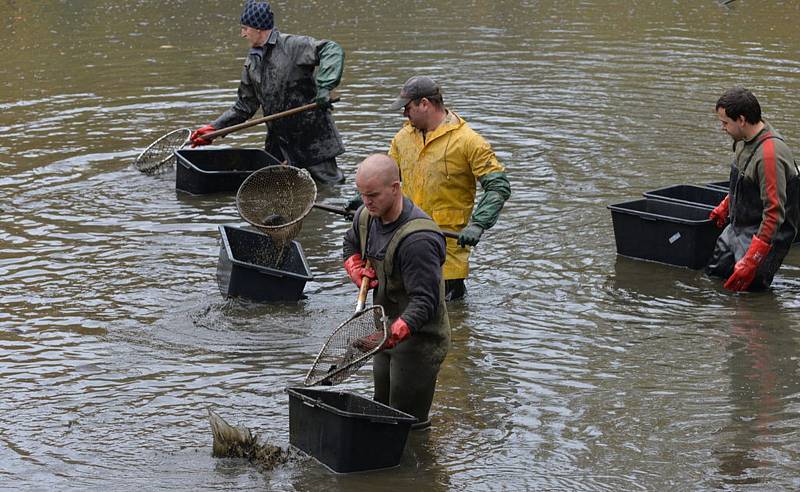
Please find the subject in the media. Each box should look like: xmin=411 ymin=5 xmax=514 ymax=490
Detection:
xmin=212 ymin=30 xmax=345 ymax=168
xmin=706 ymin=123 xmax=800 ymax=290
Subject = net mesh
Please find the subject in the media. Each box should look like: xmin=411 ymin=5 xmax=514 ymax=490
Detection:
xmin=135 ymin=128 xmax=190 ymax=174
xmin=236 ymin=165 xmax=317 ymax=246
xmin=304 ymin=306 xmax=388 ymax=386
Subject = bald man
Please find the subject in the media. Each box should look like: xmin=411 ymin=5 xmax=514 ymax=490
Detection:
xmin=342 ymin=154 xmax=450 ymax=429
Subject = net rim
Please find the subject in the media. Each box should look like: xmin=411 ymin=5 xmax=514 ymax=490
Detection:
xmin=134 ymin=128 xmax=191 ymax=174
xmin=235 ymin=164 xmax=318 ymax=232
xmin=303 ymin=305 xmax=389 ymax=387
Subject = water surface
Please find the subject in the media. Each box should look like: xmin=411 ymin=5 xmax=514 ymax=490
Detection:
xmin=2 ymin=1 xmax=800 ymax=490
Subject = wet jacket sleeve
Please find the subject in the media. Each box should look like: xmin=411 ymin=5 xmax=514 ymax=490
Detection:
xmin=315 ymin=41 xmax=344 ymax=90
xmin=470 ymin=171 xmax=511 ymax=230
xmin=342 ymin=211 xmax=362 ymax=260
xmin=283 ymin=35 xmax=343 ymax=90
xmin=466 ymin=133 xmax=505 ymax=178
xmin=211 ymin=55 xmax=261 ymax=129
xmin=388 ymin=137 xmax=401 ymax=169
xmin=754 ymin=139 xmax=792 ymax=243
xmin=396 ymin=232 xmax=446 ymax=332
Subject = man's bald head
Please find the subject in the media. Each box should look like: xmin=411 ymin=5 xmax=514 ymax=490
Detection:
xmin=356 ymin=154 xmax=400 ymax=187
xmin=355 ymin=154 xmax=404 ymax=223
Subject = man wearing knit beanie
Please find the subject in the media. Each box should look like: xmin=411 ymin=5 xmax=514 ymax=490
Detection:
xmin=190 ymin=1 xmax=347 ymax=184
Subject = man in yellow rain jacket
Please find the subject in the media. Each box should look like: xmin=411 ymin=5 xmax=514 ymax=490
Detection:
xmin=387 ymin=76 xmax=511 ymax=301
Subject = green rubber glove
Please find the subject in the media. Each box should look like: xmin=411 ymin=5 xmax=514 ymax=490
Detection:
xmin=345 ymin=192 xmax=363 ymax=212
xmin=315 ymin=87 xmax=332 ymax=110
xmin=314 ymin=41 xmax=344 ymax=111
xmin=458 ymin=223 xmax=484 ymax=247
xmin=471 ymin=172 xmax=511 ymax=230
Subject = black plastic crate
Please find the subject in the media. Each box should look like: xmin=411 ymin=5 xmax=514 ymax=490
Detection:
xmin=216 ymin=224 xmax=312 ymax=302
xmin=642 ymin=184 xmax=727 ymax=210
xmin=287 ymin=387 xmax=416 ymax=473
xmin=175 ymin=148 xmax=282 ymax=195
xmin=704 ymin=180 xmax=730 ymax=191
xmin=607 ymin=198 xmax=722 ymax=269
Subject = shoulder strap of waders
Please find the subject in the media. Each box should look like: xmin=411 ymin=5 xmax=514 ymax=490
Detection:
xmin=383 ymin=217 xmax=441 ymax=276
xmin=357 ymin=206 xmax=371 ymax=257
xmin=740 ymin=132 xmax=783 ymax=175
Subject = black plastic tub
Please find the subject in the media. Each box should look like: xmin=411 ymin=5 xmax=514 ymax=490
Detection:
xmin=607 ymin=198 xmax=722 ymax=269
xmin=216 ymin=224 xmax=312 ymax=302
xmin=642 ymin=184 xmax=727 ymax=210
xmin=704 ymin=180 xmax=730 ymax=192
xmin=287 ymin=387 xmax=416 ymax=473
xmin=175 ymin=148 xmax=282 ymax=195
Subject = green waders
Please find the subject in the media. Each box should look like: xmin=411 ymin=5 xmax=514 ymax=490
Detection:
xmin=357 ymin=209 xmax=451 ymax=428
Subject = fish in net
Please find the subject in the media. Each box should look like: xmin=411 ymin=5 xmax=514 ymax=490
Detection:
xmin=134 ymin=128 xmax=191 ymax=175
xmin=305 ymin=305 xmax=389 ymax=386
xmin=236 ymin=165 xmax=317 ymax=267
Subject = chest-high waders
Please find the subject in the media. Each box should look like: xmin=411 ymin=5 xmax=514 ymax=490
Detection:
xmin=358 ymin=209 xmax=450 ymax=429
xmin=705 ymin=135 xmax=800 ymax=290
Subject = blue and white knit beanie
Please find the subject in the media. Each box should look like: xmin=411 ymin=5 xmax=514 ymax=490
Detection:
xmin=240 ymin=1 xmax=274 ymax=31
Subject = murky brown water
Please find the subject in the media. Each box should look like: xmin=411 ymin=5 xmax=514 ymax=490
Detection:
xmin=3 ymin=0 xmax=800 ymax=490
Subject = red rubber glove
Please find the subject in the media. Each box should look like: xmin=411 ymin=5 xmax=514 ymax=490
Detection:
xmin=190 ymin=124 xmax=216 ymax=147
xmin=352 ymin=318 xmax=411 ymax=352
xmin=383 ymin=318 xmax=411 ymax=349
xmin=343 ymin=253 xmax=377 ymax=290
xmin=709 ymin=195 xmax=730 ymax=228
xmin=724 ymin=235 xmax=771 ymax=291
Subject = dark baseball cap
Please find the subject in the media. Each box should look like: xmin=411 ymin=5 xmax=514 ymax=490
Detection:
xmin=389 ymin=76 xmax=442 ymax=110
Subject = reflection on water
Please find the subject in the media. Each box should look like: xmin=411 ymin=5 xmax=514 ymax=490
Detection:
xmin=714 ymin=298 xmax=800 ymax=488
xmin=2 ymin=0 xmax=800 ymax=490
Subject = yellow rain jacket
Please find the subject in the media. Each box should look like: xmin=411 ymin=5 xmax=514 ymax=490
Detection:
xmin=389 ymin=111 xmax=505 ymax=279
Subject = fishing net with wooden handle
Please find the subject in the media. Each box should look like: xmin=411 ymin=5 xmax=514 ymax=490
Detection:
xmin=134 ymin=128 xmax=191 ymax=175
xmin=236 ymin=165 xmax=317 ymax=267
xmin=304 ymin=305 xmax=389 ymax=386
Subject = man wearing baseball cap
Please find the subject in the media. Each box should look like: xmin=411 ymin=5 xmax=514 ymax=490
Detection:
xmin=190 ymin=1 xmax=347 ymax=184
xmin=387 ymin=76 xmax=511 ymax=301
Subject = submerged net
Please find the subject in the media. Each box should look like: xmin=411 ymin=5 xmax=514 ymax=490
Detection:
xmin=304 ymin=305 xmax=388 ymax=386
xmin=236 ymin=165 xmax=317 ymax=246
xmin=207 ymin=408 xmax=293 ymax=471
xmin=134 ymin=128 xmax=190 ymax=174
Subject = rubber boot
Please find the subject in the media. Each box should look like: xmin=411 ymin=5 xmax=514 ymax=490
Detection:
xmin=372 ymin=334 xmax=447 ymax=425
xmin=445 ymin=279 xmax=466 ymax=301
xmin=306 ymin=158 xmax=345 ymax=185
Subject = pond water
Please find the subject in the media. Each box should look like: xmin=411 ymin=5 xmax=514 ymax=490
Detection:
xmin=2 ymin=1 xmax=800 ymax=490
